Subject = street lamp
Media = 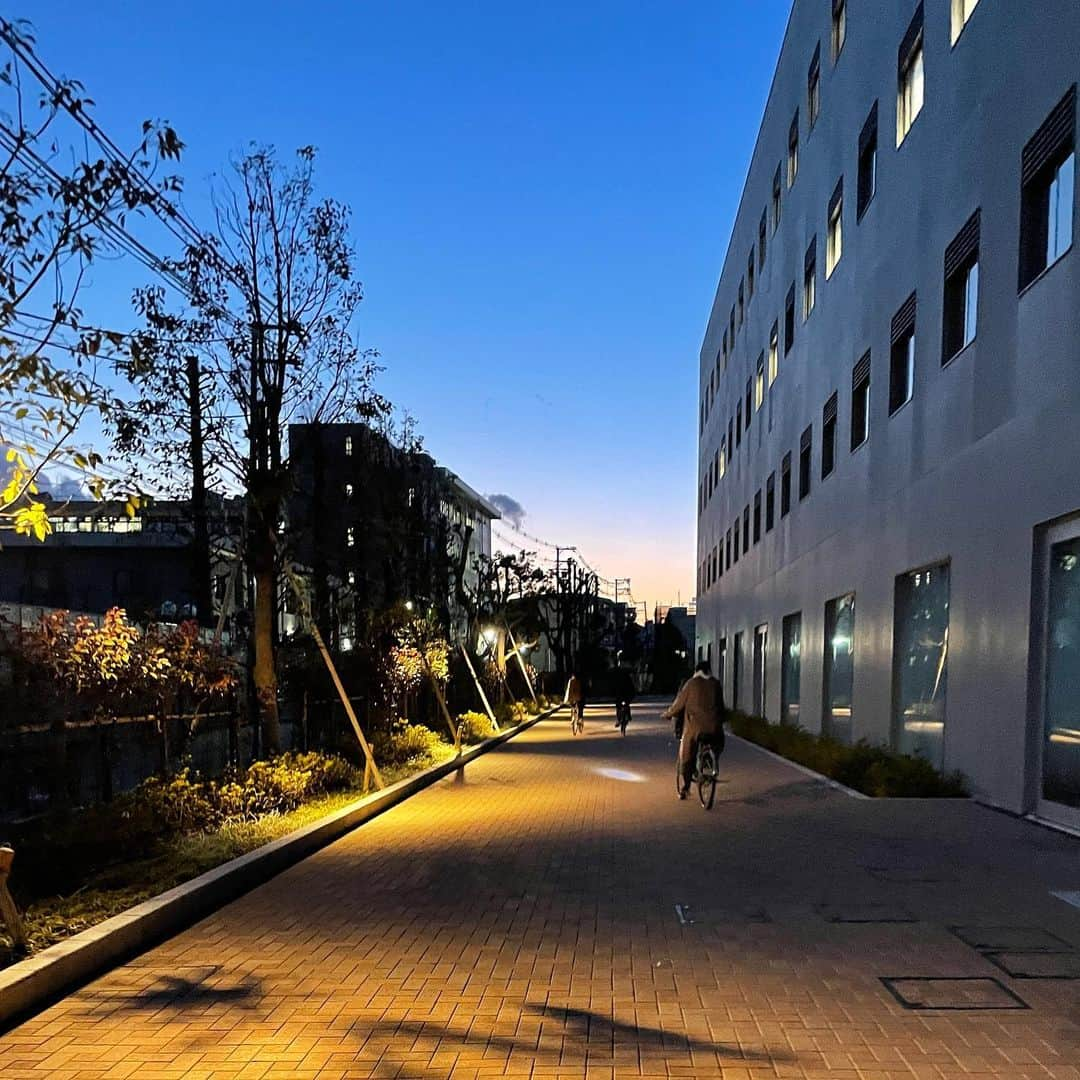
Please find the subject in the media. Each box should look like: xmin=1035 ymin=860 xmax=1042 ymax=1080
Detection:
xmin=405 ymin=600 xmax=415 ymax=612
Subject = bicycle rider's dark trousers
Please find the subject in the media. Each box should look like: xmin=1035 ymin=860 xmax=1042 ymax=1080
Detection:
xmin=678 ymin=727 xmax=721 ymax=792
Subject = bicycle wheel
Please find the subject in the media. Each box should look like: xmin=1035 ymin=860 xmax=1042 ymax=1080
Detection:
xmin=697 ymin=749 xmax=716 ymax=809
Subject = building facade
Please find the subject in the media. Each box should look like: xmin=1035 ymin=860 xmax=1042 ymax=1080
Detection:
xmin=696 ymin=0 xmax=1080 ymax=827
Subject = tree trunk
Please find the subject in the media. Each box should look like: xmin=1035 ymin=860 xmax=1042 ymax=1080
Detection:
xmin=253 ymin=560 xmax=281 ymax=754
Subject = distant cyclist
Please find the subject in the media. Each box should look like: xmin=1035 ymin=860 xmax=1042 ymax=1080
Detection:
xmin=613 ymin=665 xmax=636 ymax=730
xmin=565 ymin=672 xmax=585 ymax=731
xmin=662 ymin=660 xmax=726 ymax=799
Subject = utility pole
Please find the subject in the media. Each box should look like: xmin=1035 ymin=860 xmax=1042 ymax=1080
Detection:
xmin=185 ymin=353 xmax=213 ymax=627
xmin=554 ymin=545 xmax=576 ymax=675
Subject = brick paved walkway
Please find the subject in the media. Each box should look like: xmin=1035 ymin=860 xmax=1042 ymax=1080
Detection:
xmin=4 ymin=702 xmax=1080 ymax=1079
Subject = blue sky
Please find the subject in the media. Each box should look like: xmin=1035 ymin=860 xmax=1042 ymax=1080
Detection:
xmin=25 ymin=1 xmax=790 ymax=609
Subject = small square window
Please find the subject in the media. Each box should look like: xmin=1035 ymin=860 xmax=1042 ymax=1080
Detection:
xmin=822 ymin=393 xmax=838 ymax=479
xmin=832 ymin=0 xmax=847 ymax=62
xmin=798 ymin=425 xmax=813 ymax=501
xmin=808 ymin=46 xmax=821 ymax=128
xmin=803 ymin=237 xmax=817 ymax=318
xmin=851 ymin=351 xmax=871 ymax=451
xmin=943 ymin=210 xmax=980 ymax=363
xmin=784 ymin=285 xmax=796 ymax=354
xmin=1019 ymin=87 xmax=1075 ymax=291
xmin=897 ymin=5 xmax=925 ymax=147
xmin=788 ymin=111 xmax=800 ymax=187
xmin=826 ymin=180 xmax=844 ymax=276
xmin=951 ymin=0 xmax=980 ymax=45
xmin=858 ymin=102 xmax=878 ymax=220
xmin=889 ymin=293 xmax=917 ymax=415
xmin=781 ymin=452 xmax=792 ymax=517
xmin=772 ymin=165 xmax=782 ymax=232
xmin=766 ymin=472 xmax=776 ymax=531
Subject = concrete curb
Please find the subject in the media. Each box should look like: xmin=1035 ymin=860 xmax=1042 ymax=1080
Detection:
xmin=0 ymin=704 xmax=563 ymax=1031
xmin=728 ymin=732 xmax=870 ymax=800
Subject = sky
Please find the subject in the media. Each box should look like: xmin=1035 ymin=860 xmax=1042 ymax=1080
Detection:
xmin=24 ymin=0 xmax=791 ymax=611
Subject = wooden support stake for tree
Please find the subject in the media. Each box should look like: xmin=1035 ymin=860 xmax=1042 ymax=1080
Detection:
xmin=0 ymin=846 xmax=28 ymax=953
xmin=460 ymin=643 xmax=497 ymax=728
xmin=281 ymin=564 xmax=385 ymax=790
xmin=421 ymin=652 xmax=460 ymax=752
xmin=506 ymin=625 xmax=538 ymax=702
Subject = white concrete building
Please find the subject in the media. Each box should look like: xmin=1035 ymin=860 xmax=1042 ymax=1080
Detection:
xmin=696 ymin=0 xmax=1080 ymax=827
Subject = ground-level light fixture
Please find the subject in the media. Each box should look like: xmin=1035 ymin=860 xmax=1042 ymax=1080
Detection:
xmin=405 ymin=600 xmax=415 ymax=612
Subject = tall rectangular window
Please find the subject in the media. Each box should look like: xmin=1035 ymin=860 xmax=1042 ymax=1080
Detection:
xmin=726 ymin=527 xmax=732 ymax=569
xmin=768 ymin=322 xmax=779 ymax=385
xmin=892 ymin=562 xmax=949 ymax=768
xmin=730 ymin=307 xmax=736 ymax=343
xmin=742 ymin=505 xmax=750 ymax=554
xmin=753 ymin=623 xmax=768 ymax=718
xmin=722 ymin=330 xmax=728 ymax=368
xmin=897 ymin=4 xmax=925 ymax=146
xmin=747 ymin=250 xmax=755 ymax=298
xmin=733 ymin=631 xmax=743 ymax=710
xmin=753 ymin=490 xmax=762 ymax=543
xmin=729 ymin=417 xmax=734 ymax=454
xmin=823 ymin=592 xmax=856 ymax=743
xmin=719 ymin=436 xmax=727 ymax=478
xmin=831 ymin=0 xmax=846 ymax=61
xmin=781 ymin=612 xmax=802 ymax=724
xmin=1019 ymin=86 xmax=1076 ymax=291
xmin=788 ymin=111 xmax=800 ymax=187
xmin=772 ymin=165 xmax=782 ymax=232
xmin=759 ymin=209 xmax=768 ymax=270
xmin=780 ymin=452 xmax=792 ymax=517
xmin=736 ymin=401 xmax=742 ymax=446
xmin=808 ymin=46 xmax=821 ymax=128
xmin=798 ymin=425 xmax=812 ymax=501
xmin=851 ymin=350 xmax=871 ymax=451
xmin=942 ymin=210 xmax=980 ymax=362
xmin=826 ymin=179 xmax=843 ymax=277
xmin=803 ymin=237 xmax=817 ymax=318
xmin=738 ymin=281 xmax=745 ymax=327
xmin=745 ymin=379 xmax=752 ymax=429
xmin=766 ymin=472 xmax=775 ymax=532
xmin=345 ymin=435 xmax=353 ymax=456
xmin=857 ymin=102 xmax=878 ymax=220
xmin=784 ymin=285 xmax=796 ymax=354
xmin=755 ymin=353 xmax=765 ymax=409
xmin=733 ymin=519 xmax=740 ymax=564
xmin=889 ymin=292 xmax=917 ymax=414
xmin=822 ymin=392 xmax=838 ymax=479
xmin=951 ymin=0 xmax=980 ymax=44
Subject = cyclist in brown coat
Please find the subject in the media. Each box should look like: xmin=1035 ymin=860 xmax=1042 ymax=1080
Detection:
xmin=662 ymin=660 xmax=727 ymax=799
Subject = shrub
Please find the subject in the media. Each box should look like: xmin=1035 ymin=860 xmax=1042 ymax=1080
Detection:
xmin=457 ymin=710 xmax=495 ymax=744
xmin=729 ymin=712 xmax=967 ymax=797
xmin=373 ymin=720 xmax=448 ymax=766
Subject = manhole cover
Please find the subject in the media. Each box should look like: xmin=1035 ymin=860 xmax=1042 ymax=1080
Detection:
xmin=819 ymin=903 xmax=917 ymax=924
xmin=951 ymin=925 xmax=1072 ymax=952
xmin=984 ymin=952 xmax=1080 ymax=979
xmin=881 ymin=976 xmax=1028 ymax=1010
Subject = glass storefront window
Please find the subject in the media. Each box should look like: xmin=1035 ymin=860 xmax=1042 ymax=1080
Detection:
xmin=823 ymin=593 xmax=855 ymax=742
xmin=781 ymin=612 xmax=802 ymax=725
xmin=753 ymin=623 xmax=768 ymax=719
xmin=1043 ymin=537 xmax=1080 ymax=808
xmin=892 ymin=563 xmax=950 ymax=767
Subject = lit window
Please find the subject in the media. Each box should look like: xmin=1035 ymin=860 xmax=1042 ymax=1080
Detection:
xmin=857 ymin=102 xmax=878 ymax=220
xmin=772 ymin=165 xmax=782 ymax=232
xmin=851 ymin=351 xmax=871 ymax=451
xmin=344 ymin=483 xmax=354 ymax=498
xmin=347 ymin=570 xmax=356 ymax=586
xmin=822 ymin=393 xmax=838 ymax=480
xmin=719 ymin=437 xmax=727 ymax=478
xmin=832 ymin=0 xmax=846 ymax=61
xmin=803 ymin=238 xmax=817 ymax=318
xmin=951 ymin=0 xmax=980 ymax=44
xmin=347 ymin=526 xmax=356 ymax=547
xmin=755 ymin=353 xmax=765 ymax=409
xmin=808 ymin=46 xmax=821 ymax=128
xmin=826 ymin=179 xmax=843 ymax=276
xmin=889 ymin=293 xmax=917 ymax=415
xmin=897 ymin=7 xmax=924 ymax=147
xmin=788 ymin=112 xmax=799 ymax=187
xmin=344 ymin=435 xmax=353 ymax=456
xmin=768 ymin=323 xmax=779 ymax=385
xmin=942 ymin=210 xmax=980 ymax=363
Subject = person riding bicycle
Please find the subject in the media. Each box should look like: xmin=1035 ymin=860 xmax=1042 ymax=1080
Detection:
xmin=613 ymin=666 xmax=636 ymax=728
xmin=565 ymin=672 xmax=585 ymax=727
xmin=662 ymin=660 xmax=726 ymax=800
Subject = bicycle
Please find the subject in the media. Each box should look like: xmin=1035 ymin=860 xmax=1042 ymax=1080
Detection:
xmin=615 ymin=701 xmax=631 ymax=735
xmin=676 ymin=737 xmax=720 ymax=809
xmin=570 ymin=701 xmax=585 ymax=735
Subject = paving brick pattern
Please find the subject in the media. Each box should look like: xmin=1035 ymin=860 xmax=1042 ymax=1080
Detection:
xmin=4 ymin=702 xmax=1080 ymax=1078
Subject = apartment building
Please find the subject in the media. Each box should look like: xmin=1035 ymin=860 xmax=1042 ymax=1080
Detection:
xmin=696 ymin=0 xmax=1080 ymax=827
